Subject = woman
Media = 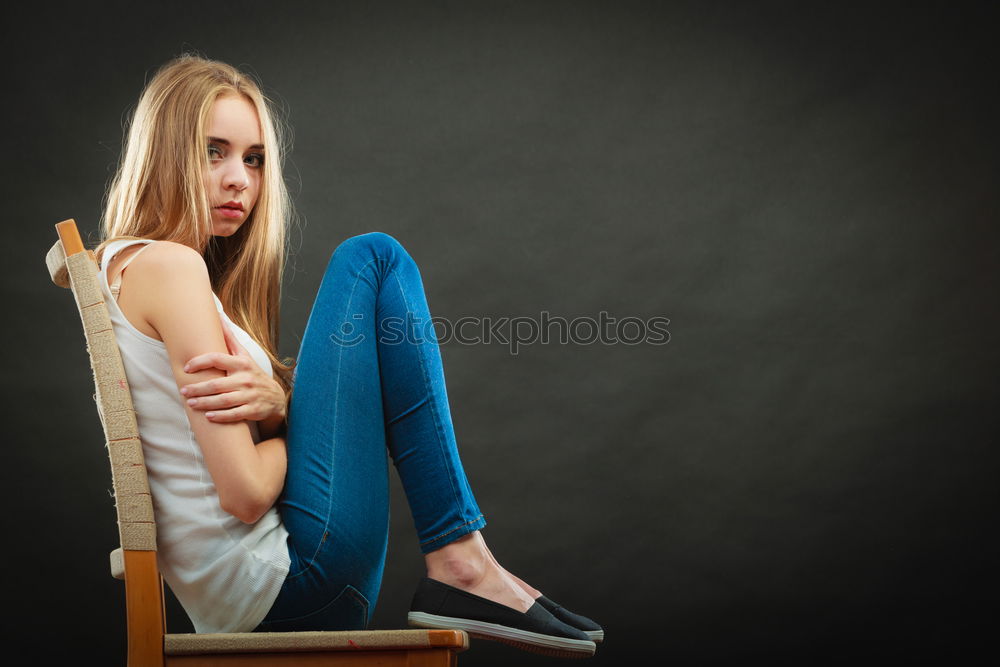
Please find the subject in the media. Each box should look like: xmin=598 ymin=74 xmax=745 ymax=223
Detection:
xmin=94 ymin=53 xmax=602 ymax=658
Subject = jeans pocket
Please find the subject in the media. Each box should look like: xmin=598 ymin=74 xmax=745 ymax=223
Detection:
xmin=255 ymin=584 xmax=370 ymax=632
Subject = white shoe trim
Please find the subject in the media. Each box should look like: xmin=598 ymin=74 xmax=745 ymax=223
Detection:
xmin=407 ymin=611 xmax=596 ymax=655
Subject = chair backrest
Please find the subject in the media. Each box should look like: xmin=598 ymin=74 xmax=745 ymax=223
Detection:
xmin=49 ymin=218 xmax=167 ymax=666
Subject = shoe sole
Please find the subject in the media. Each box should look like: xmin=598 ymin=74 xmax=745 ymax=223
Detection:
xmin=586 ymin=629 xmax=604 ymax=642
xmin=408 ymin=611 xmax=597 ymax=659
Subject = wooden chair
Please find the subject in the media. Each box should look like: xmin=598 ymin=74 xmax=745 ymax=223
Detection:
xmin=47 ymin=219 xmax=469 ymax=666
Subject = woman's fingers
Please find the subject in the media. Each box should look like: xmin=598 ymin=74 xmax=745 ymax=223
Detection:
xmin=180 ymin=372 xmax=245 ymax=399
xmin=220 ymin=314 xmax=249 ymax=356
xmin=196 ymin=399 xmax=267 ymax=423
xmin=179 ymin=317 xmax=277 ymax=423
xmin=184 ymin=390 xmax=258 ymax=423
xmin=184 ymin=386 xmax=276 ymax=423
xmin=203 ymin=405 xmax=246 ymax=422
xmin=183 ymin=351 xmax=247 ymax=374
xmin=183 ymin=317 xmax=249 ymax=373
xmin=184 ymin=386 xmax=242 ymax=408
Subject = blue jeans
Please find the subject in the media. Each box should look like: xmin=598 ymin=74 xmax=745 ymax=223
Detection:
xmin=255 ymin=233 xmax=486 ymax=632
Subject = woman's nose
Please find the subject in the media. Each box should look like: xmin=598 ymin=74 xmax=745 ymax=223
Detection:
xmin=222 ymin=160 xmax=249 ymax=191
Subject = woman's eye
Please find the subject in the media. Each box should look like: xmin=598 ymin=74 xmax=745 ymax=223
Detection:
xmin=245 ymin=153 xmax=265 ymax=169
xmin=208 ymin=145 xmax=223 ymax=160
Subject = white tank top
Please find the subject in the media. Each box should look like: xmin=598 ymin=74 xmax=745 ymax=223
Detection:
xmin=99 ymin=238 xmax=290 ymax=633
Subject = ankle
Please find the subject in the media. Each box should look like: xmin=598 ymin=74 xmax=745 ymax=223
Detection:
xmin=427 ymin=556 xmax=489 ymax=588
xmin=425 ymin=532 xmax=491 ymax=587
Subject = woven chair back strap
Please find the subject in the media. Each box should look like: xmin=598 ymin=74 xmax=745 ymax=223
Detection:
xmin=53 ymin=237 xmax=156 ymax=551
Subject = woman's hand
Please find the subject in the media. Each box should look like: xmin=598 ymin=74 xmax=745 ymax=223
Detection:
xmin=179 ymin=313 xmax=287 ymax=425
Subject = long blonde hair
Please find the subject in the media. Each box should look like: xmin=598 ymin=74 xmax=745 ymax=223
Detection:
xmin=95 ymin=53 xmax=296 ymax=397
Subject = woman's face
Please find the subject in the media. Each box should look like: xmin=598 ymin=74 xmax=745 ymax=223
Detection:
xmin=204 ymin=94 xmax=264 ymax=237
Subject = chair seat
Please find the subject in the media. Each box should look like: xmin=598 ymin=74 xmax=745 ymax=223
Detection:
xmin=164 ymin=629 xmax=468 ymax=655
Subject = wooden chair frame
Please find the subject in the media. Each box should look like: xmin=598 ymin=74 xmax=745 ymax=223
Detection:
xmin=48 ymin=219 xmax=467 ymax=666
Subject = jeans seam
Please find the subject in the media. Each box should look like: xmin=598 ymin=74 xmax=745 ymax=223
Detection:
xmin=261 ymin=583 xmax=370 ymax=629
xmin=387 ymin=268 xmax=466 ymax=519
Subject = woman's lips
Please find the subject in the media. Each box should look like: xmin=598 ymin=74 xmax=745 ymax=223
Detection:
xmin=216 ymin=206 xmax=244 ymax=219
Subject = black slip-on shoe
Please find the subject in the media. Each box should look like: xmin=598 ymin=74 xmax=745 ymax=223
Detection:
xmin=407 ymin=577 xmax=596 ymax=659
xmin=536 ymin=595 xmax=605 ymax=642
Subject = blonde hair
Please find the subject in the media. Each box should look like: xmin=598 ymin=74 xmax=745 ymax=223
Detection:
xmin=95 ymin=52 xmax=296 ymax=397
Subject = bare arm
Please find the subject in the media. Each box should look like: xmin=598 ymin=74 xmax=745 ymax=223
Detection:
xmin=130 ymin=242 xmax=287 ymax=524
xmin=258 ymin=409 xmax=287 ymax=440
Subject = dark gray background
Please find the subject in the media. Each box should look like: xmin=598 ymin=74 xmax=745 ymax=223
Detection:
xmin=3 ymin=0 xmax=998 ymax=664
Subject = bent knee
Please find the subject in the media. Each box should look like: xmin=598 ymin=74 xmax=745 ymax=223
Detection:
xmin=333 ymin=231 xmax=409 ymax=262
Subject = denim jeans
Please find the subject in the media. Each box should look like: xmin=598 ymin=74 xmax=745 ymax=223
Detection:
xmin=255 ymin=232 xmax=486 ymax=632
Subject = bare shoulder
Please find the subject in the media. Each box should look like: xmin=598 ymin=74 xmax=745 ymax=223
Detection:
xmin=113 ymin=241 xmax=212 ymax=341
xmin=131 ymin=240 xmax=205 ymax=271
xmin=124 ymin=241 xmax=210 ymax=290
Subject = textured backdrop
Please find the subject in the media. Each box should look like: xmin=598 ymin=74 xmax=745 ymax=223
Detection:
xmin=3 ymin=1 xmax=998 ymax=664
